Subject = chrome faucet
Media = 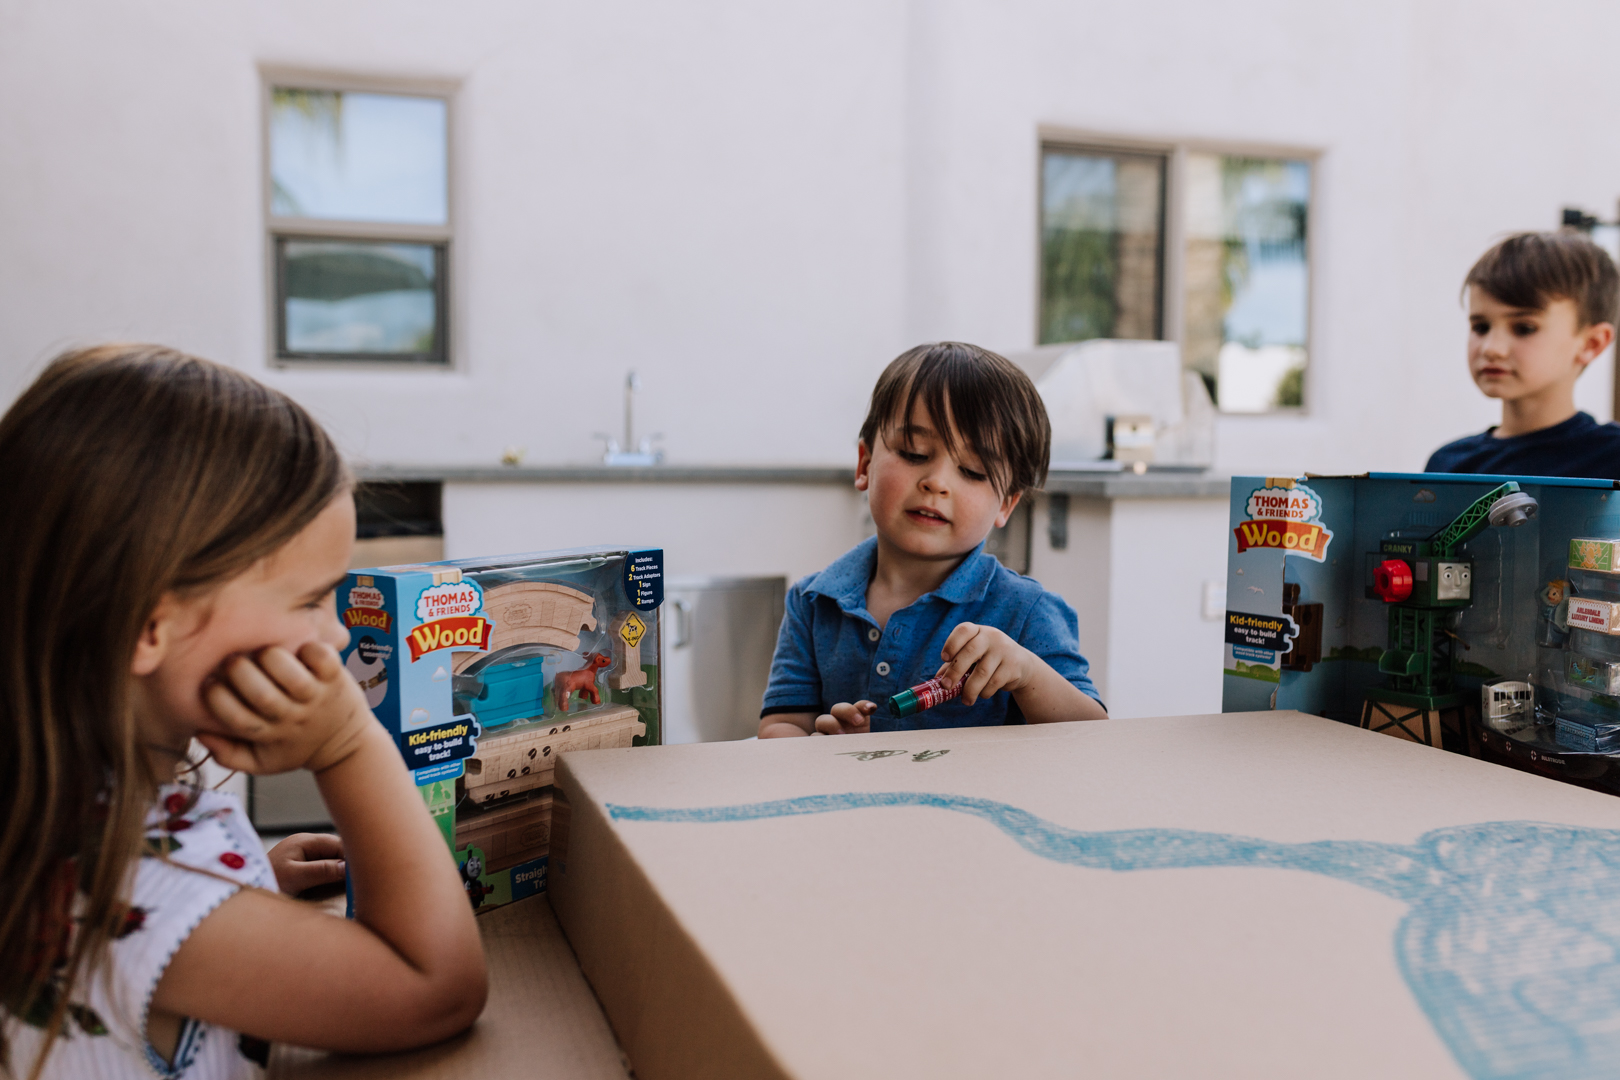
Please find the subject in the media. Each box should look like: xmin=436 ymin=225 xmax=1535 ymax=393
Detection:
xmin=594 ymin=370 xmax=663 ymax=466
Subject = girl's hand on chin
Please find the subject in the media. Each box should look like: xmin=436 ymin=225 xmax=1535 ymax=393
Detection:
xmin=197 ymin=641 xmax=376 ymax=775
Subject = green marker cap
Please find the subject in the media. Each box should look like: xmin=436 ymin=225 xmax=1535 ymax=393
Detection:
xmin=889 ymin=689 xmax=920 ymax=717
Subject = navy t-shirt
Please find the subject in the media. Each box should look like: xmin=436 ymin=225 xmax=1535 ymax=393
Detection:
xmin=1425 ymin=412 xmax=1620 ymax=481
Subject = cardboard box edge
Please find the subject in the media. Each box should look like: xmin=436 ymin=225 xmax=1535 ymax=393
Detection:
xmin=550 ymin=753 xmax=791 ymax=1080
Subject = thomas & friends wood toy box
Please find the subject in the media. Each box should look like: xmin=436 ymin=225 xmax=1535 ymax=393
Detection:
xmin=342 ymin=546 xmax=663 ymax=912
xmin=1220 ymin=472 xmax=1620 ymax=790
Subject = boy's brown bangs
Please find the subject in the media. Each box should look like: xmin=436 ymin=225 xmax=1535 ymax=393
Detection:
xmin=897 ymin=359 xmax=1013 ymax=495
xmin=1465 ymin=232 xmax=1620 ymax=328
xmin=859 ymin=342 xmax=1050 ymax=498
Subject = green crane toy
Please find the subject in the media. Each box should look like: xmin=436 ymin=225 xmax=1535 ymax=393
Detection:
xmin=1360 ymin=482 xmax=1539 ymax=746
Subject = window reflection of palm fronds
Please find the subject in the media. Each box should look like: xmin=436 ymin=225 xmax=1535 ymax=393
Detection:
xmin=271 ymin=88 xmax=343 ymax=140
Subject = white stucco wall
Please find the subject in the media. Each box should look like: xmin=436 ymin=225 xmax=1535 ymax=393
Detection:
xmin=2 ymin=0 xmax=1618 ymax=476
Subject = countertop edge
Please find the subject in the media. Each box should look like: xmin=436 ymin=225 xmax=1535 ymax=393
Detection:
xmin=354 ymin=465 xmax=857 ymax=484
xmin=352 ymin=465 xmax=1232 ymax=499
xmin=1040 ymin=475 xmax=1233 ymax=498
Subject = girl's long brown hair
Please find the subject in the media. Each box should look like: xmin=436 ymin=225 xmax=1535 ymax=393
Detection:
xmin=0 ymin=345 xmax=349 ymax=1076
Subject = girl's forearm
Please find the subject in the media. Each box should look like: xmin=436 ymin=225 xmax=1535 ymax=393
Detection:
xmin=154 ymin=721 xmax=487 ymax=1049
xmin=316 ymin=723 xmax=484 ymax=981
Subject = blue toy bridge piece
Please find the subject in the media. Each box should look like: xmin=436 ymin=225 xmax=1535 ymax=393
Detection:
xmin=462 ymin=655 xmax=546 ymax=728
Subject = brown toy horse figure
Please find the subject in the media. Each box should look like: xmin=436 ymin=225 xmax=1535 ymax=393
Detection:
xmin=553 ymin=652 xmax=612 ymax=712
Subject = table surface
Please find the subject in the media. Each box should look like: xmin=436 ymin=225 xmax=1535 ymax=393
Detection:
xmin=267 ymin=897 xmax=628 ymax=1080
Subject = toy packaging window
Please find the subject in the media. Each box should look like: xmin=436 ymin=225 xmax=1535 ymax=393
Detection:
xmin=1220 ymin=473 xmax=1620 ymax=787
xmin=343 ymin=547 xmax=662 ymax=912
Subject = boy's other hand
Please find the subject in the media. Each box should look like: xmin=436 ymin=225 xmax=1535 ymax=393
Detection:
xmin=267 ymin=832 xmax=346 ymax=897
xmin=937 ymin=623 xmax=1036 ymax=705
xmin=814 ymin=700 xmax=876 ymax=735
xmin=198 ymin=642 xmax=376 ymax=776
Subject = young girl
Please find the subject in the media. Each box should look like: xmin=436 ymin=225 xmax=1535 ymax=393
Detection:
xmin=0 ymin=345 xmax=486 ymax=1079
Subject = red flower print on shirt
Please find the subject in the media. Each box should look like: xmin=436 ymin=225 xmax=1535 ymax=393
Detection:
xmin=116 ymin=905 xmax=147 ymax=939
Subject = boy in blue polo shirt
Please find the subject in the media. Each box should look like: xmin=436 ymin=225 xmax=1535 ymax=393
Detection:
xmin=1427 ymin=232 xmax=1620 ymax=478
xmin=759 ymin=341 xmax=1107 ymax=736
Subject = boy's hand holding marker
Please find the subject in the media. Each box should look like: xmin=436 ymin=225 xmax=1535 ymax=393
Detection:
xmin=935 ymin=623 xmax=1029 ymax=705
xmin=812 ymin=621 xmax=1105 ymax=733
xmin=937 ymin=622 xmax=1103 ymax=723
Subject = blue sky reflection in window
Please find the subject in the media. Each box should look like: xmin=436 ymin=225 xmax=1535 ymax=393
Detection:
xmin=270 ymin=89 xmax=447 ymax=225
xmin=1185 ymin=154 xmax=1310 ymax=412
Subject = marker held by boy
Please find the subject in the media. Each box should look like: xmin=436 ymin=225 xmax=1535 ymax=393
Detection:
xmin=890 ymin=675 xmax=963 ymax=717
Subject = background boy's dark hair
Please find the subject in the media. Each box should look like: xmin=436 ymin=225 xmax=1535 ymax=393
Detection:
xmin=859 ymin=341 xmax=1050 ymax=498
xmin=1465 ymin=232 xmax=1620 ymax=328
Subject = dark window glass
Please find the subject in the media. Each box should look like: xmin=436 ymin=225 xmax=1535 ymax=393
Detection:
xmin=275 ymin=238 xmax=446 ymax=363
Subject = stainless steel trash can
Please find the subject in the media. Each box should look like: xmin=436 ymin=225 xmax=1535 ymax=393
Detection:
xmin=249 ymin=770 xmax=332 ymax=833
xmin=662 ymin=576 xmax=787 ymax=743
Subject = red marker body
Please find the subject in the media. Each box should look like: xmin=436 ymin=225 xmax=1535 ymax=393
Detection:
xmin=889 ymin=676 xmax=962 ymax=717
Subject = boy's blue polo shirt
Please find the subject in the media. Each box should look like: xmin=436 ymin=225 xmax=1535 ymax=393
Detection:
xmin=1426 ymin=412 xmax=1620 ymax=480
xmin=761 ymin=537 xmax=1102 ymax=731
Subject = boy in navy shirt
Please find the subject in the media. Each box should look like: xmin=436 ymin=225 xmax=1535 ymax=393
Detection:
xmin=1427 ymin=232 xmax=1620 ymax=478
xmin=759 ymin=342 xmax=1107 ymax=736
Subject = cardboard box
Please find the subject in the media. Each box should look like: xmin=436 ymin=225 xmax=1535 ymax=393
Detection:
xmin=268 ymin=899 xmax=630 ymax=1080
xmin=1221 ymin=473 xmax=1620 ymax=766
xmin=342 ymin=546 xmax=662 ymax=912
xmin=549 ymin=714 xmax=1620 ymax=1079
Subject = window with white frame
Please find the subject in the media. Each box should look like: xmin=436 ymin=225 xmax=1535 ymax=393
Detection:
xmin=1040 ymin=142 xmax=1312 ymax=413
xmin=267 ymin=83 xmax=450 ymax=365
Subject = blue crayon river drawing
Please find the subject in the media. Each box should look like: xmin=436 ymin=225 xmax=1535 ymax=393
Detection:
xmin=608 ymin=791 xmax=1620 ymax=1079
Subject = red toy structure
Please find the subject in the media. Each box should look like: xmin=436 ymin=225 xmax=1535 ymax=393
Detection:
xmin=554 ymin=652 xmax=613 ymax=712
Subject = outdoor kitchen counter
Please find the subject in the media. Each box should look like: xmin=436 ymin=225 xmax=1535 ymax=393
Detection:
xmin=356 ymin=464 xmax=1234 ymax=718
xmin=356 ymin=463 xmax=1228 ymax=496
